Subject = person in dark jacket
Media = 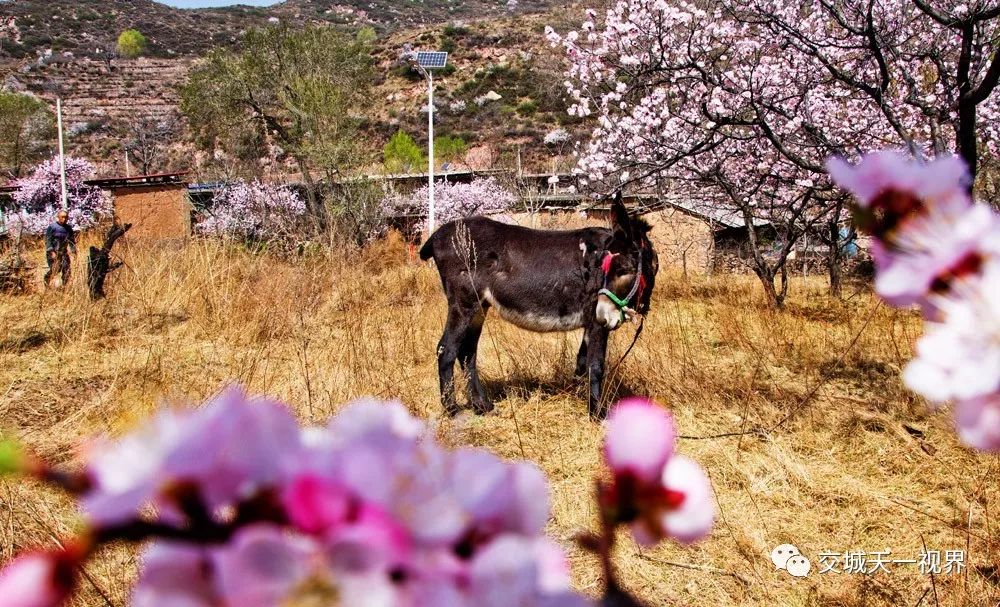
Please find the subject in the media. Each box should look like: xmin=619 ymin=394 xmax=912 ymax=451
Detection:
xmin=44 ymin=210 xmax=76 ymax=287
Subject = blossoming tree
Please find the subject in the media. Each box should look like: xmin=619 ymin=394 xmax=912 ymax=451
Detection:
xmin=195 ymin=180 xmax=307 ymax=246
xmin=3 ymin=156 xmax=111 ymax=237
xmin=546 ymin=1 xmax=1000 ymax=303
xmin=383 ymin=177 xmax=517 ymax=232
xmin=0 ymin=390 xmax=714 ymax=606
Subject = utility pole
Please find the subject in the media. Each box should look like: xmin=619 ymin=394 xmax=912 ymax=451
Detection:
xmin=56 ymin=98 xmax=68 ymax=210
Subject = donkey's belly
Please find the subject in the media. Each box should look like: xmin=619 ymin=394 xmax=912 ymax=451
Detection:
xmin=482 ymin=288 xmax=583 ymax=333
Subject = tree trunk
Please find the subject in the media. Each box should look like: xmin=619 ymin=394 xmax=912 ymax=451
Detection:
xmin=296 ymin=157 xmax=327 ymax=231
xmin=957 ymin=98 xmax=978 ymax=188
xmin=828 ymin=216 xmax=843 ymax=298
xmin=755 ymin=266 xmax=785 ymax=309
xmin=87 ymin=223 xmax=131 ymax=300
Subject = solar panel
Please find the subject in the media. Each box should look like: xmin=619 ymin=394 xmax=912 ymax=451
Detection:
xmin=416 ymin=51 xmax=448 ymax=69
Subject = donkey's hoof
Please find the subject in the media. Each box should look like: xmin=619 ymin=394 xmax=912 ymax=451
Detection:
xmin=443 ymin=404 xmax=463 ymax=418
xmin=588 ymin=406 xmax=608 ymax=421
xmin=471 ymin=400 xmax=495 ymax=416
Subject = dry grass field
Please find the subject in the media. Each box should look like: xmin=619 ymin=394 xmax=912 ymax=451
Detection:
xmin=0 ymin=233 xmax=998 ymax=607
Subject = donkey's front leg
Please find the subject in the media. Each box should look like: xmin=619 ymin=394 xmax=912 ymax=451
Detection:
xmin=574 ymin=334 xmax=588 ymax=376
xmin=584 ymin=324 xmax=610 ymax=419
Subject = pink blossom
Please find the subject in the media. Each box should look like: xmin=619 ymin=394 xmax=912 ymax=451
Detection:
xmin=657 ymin=455 xmax=715 ymax=545
xmin=382 ymin=178 xmax=516 ymax=231
xmin=903 ymin=260 xmax=1000 ymax=403
xmin=83 ymin=385 xmax=302 ymax=525
xmin=465 ymin=536 xmax=587 ymax=607
xmin=5 ymin=156 xmax=111 ymax=237
xmin=603 ymin=398 xmax=676 ymax=483
xmin=873 ymin=204 xmax=998 ymax=309
xmin=195 ymin=180 xmax=306 ymax=244
xmin=600 ymin=398 xmax=714 ymax=547
xmin=826 ymin=152 xmax=971 ymax=217
xmin=0 ymin=552 xmax=75 ymax=607
xmin=830 ymin=148 xmax=1000 ymax=453
xmin=14 ymin=386 xmax=612 ymax=606
xmin=212 ymin=525 xmax=318 ymax=607
xmin=324 ymin=503 xmax=412 ymax=574
xmin=132 ymin=543 xmax=217 ymax=607
xmin=282 ymin=474 xmax=352 ymax=536
xmin=828 ymin=151 xmax=998 ymax=310
xmin=955 ymin=395 xmax=1000 ymax=453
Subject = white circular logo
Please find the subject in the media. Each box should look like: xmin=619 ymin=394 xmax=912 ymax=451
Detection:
xmin=786 ymin=555 xmax=812 ymax=578
xmin=770 ymin=544 xmax=800 ymax=570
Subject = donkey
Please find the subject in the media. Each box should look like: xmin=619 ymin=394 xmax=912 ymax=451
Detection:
xmin=419 ymin=196 xmax=659 ymax=419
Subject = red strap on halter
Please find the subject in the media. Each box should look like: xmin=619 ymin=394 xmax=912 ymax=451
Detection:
xmin=601 ymin=252 xmax=617 ymax=275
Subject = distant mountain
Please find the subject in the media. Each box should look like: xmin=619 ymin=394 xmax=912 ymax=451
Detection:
xmin=0 ymin=1 xmax=593 ymax=178
xmin=0 ymin=0 xmax=567 ymax=61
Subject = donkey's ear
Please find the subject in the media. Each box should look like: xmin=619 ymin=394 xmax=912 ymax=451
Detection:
xmin=610 ymin=192 xmax=634 ymax=242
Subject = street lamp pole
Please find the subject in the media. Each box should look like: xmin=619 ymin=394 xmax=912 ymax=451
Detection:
xmin=428 ymin=70 xmax=435 ymax=234
xmin=409 ymin=50 xmax=447 ymax=236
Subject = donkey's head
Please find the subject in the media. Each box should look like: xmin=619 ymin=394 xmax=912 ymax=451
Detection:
xmin=595 ymin=194 xmax=659 ymax=329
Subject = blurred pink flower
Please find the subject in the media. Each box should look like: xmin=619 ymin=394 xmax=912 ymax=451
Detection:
xmin=132 ymin=543 xmax=216 ymax=607
xmin=466 ymin=536 xmax=586 ymax=607
xmin=604 ymin=398 xmax=676 ymax=483
xmin=212 ymin=525 xmax=318 ymax=607
xmin=657 ymin=455 xmax=716 ymax=545
xmin=282 ymin=474 xmax=352 ymax=536
xmin=955 ymin=395 xmax=1000 ymax=453
xmin=0 ymin=552 xmax=75 ymax=607
xmin=601 ymin=398 xmax=713 ymax=547
xmin=827 ymin=152 xmax=970 ymax=216
xmin=874 ymin=204 xmax=997 ymax=308
xmin=903 ymin=261 xmax=1000 ymax=403
xmin=84 ymin=385 xmax=302 ymax=525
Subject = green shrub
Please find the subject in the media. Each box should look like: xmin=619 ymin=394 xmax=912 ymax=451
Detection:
xmin=434 ymin=135 xmax=467 ymax=164
xmin=516 ymin=100 xmax=539 ymax=116
xmin=117 ymin=29 xmax=148 ymax=58
xmin=384 ymin=130 xmax=425 ymax=173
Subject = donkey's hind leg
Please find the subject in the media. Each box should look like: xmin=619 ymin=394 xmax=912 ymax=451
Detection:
xmin=437 ymin=305 xmax=477 ymax=417
xmin=458 ymin=309 xmax=492 ymax=414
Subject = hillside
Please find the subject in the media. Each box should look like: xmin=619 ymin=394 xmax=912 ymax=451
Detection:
xmin=0 ymin=6 xmax=591 ymax=178
xmin=0 ymin=0 xmax=578 ymax=60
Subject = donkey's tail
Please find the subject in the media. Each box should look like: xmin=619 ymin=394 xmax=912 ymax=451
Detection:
xmin=418 ymin=236 xmax=435 ymax=261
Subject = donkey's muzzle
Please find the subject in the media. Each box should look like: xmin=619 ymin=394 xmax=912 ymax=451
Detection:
xmin=595 ymin=296 xmax=625 ymax=330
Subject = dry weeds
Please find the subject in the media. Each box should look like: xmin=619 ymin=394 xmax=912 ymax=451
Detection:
xmin=0 ymin=232 xmax=997 ymax=607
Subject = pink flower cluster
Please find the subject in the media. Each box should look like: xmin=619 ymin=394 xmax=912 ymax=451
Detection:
xmin=93 ymin=387 xmax=585 ymax=606
xmin=382 ymin=177 xmax=517 ymax=231
xmin=3 ymin=156 xmax=111 ymax=237
xmin=0 ymin=387 xmax=716 ymax=606
xmin=601 ymin=399 xmax=714 ymax=546
xmin=829 ymin=151 xmax=1000 ymax=452
xmin=195 ymin=180 xmax=307 ymax=244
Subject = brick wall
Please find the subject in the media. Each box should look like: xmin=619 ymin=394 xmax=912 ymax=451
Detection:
xmin=111 ymin=185 xmax=192 ymax=243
